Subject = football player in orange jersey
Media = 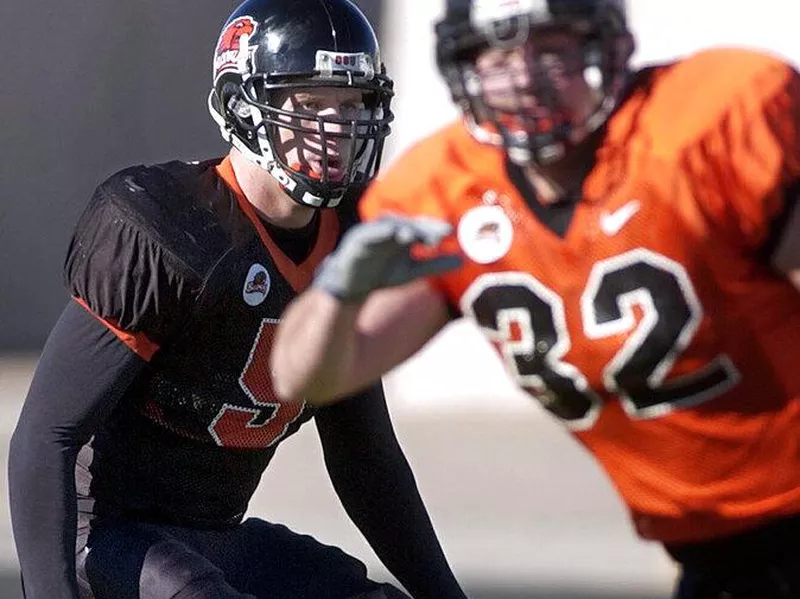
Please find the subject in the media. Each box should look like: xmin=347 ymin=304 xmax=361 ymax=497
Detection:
xmin=271 ymin=0 xmax=800 ymax=597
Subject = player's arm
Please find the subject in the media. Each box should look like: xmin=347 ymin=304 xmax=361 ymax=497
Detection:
xmin=9 ymin=170 xmax=200 ymax=599
xmin=272 ymin=215 xmax=460 ymax=405
xmin=316 ymin=383 xmax=467 ymax=599
xmin=273 ymin=278 xmax=449 ymax=405
xmin=9 ymin=301 xmax=147 ymax=599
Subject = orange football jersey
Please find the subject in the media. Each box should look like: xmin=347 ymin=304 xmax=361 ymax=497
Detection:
xmin=360 ymin=48 xmax=800 ymax=544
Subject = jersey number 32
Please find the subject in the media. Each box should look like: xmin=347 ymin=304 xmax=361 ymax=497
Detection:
xmin=462 ymin=249 xmax=740 ymax=430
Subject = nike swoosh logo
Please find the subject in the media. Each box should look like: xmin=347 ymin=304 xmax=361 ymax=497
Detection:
xmin=600 ymin=200 xmax=641 ymax=236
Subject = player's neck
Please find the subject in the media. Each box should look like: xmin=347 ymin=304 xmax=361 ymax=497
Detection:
xmin=229 ymin=149 xmax=317 ymax=230
xmin=522 ymin=128 xmax=604 ymax=206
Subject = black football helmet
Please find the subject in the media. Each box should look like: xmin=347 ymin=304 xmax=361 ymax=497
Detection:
xmin=436 ymin=0 xmax=632 ymax=165
xmin=209 ymin=0 xmax=394 ymax=208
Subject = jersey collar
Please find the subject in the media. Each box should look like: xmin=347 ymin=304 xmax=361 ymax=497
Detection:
xmin=216 ymin=155 xmax=339 ymax=292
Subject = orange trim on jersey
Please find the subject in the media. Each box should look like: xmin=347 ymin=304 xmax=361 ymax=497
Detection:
xmin=72 ymin=297 xmax=159 ymax=361
xmin=215 ymin=156 xmax=339 ymax=292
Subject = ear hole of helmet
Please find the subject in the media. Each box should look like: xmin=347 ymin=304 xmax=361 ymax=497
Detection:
xmin=221 ymin=83 xmax=248 ymax=123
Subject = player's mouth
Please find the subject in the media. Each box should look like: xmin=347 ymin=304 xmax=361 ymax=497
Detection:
xmin=306 ymin=156 xmax=346 ymax=182
xmin=490 ymin=99 xmax=570 ymax=135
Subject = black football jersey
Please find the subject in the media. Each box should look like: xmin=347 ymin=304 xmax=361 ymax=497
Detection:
xmin=65 ymin=157 xmax=359 ymax=528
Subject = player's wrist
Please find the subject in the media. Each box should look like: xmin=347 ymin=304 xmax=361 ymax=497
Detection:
xmin=312 ymin=255 xmax=374 ymax=304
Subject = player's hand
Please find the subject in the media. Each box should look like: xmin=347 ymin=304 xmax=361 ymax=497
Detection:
xmin=313 ymin=214 xmax=463 ymax=303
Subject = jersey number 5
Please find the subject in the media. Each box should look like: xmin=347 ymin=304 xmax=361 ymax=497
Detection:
xmin=210 ymin=319 xmax=306 ymax=448
xmin=461 ymin=249 xmax=740 ymax=430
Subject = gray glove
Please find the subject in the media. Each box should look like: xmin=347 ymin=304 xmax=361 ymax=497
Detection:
xmin=314 ymin=214 xmax=463 ymax=302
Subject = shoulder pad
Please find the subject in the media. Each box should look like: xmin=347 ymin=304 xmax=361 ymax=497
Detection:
xmin=63 ymin=161 xmax=225 ymax=342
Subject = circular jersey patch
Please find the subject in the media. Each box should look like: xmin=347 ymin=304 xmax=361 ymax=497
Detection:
xmin=457 ymin=205 xmax=514 ymax=264
xmin=243 ymin=263 xmax=271 ymax=306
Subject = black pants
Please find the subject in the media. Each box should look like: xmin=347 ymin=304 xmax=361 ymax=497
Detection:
xmin=669 ymin=514 xmax=800 ymax=599
xmin=77 ymin=517 xmax=410 ymax=599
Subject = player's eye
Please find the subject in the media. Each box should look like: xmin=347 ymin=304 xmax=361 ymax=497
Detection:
xmin=478 ymin=46 xmax=518 ymax=71
xmin=299 ymin=100 xmax=321 ymax=112
xmin=339 ymin=101 xmax=366 ymax=117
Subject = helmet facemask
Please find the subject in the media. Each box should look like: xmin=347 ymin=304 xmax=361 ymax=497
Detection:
xmin=234 ymin=74 xmax=392 ymax=208
xmin=214 ymin=70 xmax=392 ymax=208
xmin=438 ymin=1 xmax=632 ymax=166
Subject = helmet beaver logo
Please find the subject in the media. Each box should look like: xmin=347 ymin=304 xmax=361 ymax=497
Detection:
xmin=213 ymin=16 xmax=257 ymax=81
xmin=245 ymin=270 xmax=269 ymax=295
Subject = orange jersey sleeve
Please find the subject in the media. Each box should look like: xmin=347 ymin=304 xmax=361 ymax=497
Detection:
xmin=688 ymin=52 xmax=800 ymax=252
xmin=359 ymin=124 xmax=470 ymax=299
xmin=359 ymin=127 xmax=460 ymax=223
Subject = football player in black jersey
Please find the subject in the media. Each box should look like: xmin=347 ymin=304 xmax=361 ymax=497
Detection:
xmin=8 ymin=1 xmax=468 ymax=599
